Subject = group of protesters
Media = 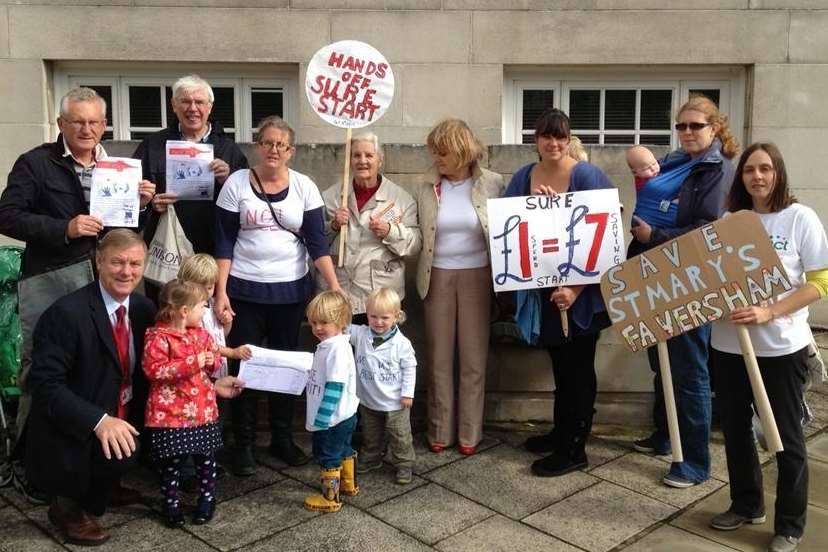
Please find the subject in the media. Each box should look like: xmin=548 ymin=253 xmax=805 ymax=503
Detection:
xmin=0 ymin=74 xmax=825 ymax=552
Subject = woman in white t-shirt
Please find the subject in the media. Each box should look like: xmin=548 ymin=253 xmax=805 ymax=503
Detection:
xmin=709 ymin=143 xmax=828 ymax=552
xmin=214 ymin=116 xmax=341 ymax=476
xmin=415 ymin=119 xmax=504 ymax=455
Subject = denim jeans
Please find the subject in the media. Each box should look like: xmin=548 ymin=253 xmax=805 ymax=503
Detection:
xmin=312 ymin=414 xmax=357 ymax=469
xmin=646 ymin=324 xmax=711 ymax=483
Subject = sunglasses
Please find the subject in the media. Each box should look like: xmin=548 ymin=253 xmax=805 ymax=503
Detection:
xmin=674 ymin=122 xmax=711 ymax=132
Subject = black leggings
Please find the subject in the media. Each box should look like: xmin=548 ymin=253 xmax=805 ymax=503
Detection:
xmin=227 ymin=298 xmax=306 ymax=447
xmin=158 ymin=453 xmax=216 ymax=511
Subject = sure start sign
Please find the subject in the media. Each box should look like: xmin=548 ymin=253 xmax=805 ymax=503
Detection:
xmin=305 ymin=40 xmax=395 ymax=129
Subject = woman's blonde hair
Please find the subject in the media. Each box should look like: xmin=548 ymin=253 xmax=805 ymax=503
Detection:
xmin=365 ymin=288 xmax=407 ymax=324
xmin=426 ymin=118 xmax=483 ymax=172
xmin=306 ymin=291 xmax=352 ymax=328
xmin=677 ymin=95 xmax=740 ymax=159
xmin=255 ymin=115 xmax=295 ymax=147
xmin=178 ymin=253 xmax=218 ymax=287
xmin=156 ymin=279 xmax=207 ymax=323
xmin=567 ymin=135 xmax=588 ymax=162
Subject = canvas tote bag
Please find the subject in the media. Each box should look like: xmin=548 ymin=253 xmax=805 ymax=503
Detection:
xmin=144 ymin=205 xmax=194 ymax=286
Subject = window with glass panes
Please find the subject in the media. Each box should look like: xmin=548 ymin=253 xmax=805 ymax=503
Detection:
xmin=514 ymin=79 xmax=731 ymax=148
xmin=69 ymin=76 xmax=288 ymax=142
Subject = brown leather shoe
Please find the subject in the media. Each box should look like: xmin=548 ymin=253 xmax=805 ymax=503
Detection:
xmin=48 ymin=501 xmax=110 ymax=546
xmin=108 ymin=484 xmax=142 ymax=507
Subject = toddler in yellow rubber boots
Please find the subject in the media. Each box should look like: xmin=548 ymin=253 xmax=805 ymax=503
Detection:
xmin=303 ymin=291 xmax=361 ymax=512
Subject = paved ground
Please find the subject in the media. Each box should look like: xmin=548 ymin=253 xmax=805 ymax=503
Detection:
xmin=4 ymin=331 xmax=828 ymax=552
xmin=1 ymin=382 xmax=827 ymax=552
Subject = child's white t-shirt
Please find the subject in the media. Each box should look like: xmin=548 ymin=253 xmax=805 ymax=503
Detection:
xmin=711 ymin=204 xmax=828 ymax=356
xmin=215 ymin=168 xmax=324 ymax=283
xmin=349 ymin=325 xmax=417 ymax=412
xmin=201 ymin=299 xmax=227 ymax=378
xmin=305 ymin=333 xmax=359 ymax=432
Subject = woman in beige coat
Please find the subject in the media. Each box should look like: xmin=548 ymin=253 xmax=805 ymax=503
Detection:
xmin=417 ymin=119 xmax=504 ymax=455
xmin=321 ymin=132 xmax=421 ymax=322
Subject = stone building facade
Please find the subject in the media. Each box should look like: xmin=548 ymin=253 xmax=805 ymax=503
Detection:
xmin=2 ymin=1 xmax=827 ymax=424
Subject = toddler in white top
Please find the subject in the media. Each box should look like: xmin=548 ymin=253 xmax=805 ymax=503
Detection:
xmin=350 ymin=288 xmax=417 ymax=485
xmin=178 ymin=254 xmax=251 ymax=378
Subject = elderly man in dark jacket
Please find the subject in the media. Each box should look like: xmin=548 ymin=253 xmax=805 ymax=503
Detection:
xmin=133 ymin=74 xmax=248 ymax=301
xmin=0 ymin=87 xmax=155 ymax=439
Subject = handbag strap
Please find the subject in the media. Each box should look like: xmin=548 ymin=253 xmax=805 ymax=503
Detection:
xmin=249 ymin=168 xmax=305 ymax=244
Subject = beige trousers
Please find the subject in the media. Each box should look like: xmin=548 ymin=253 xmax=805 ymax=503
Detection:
xmin=423 ymin=267 xmax=491 ymax=448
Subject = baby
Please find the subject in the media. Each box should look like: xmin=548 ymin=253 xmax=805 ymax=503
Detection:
xmin=626 ymin=145 xmax=660 ymax=191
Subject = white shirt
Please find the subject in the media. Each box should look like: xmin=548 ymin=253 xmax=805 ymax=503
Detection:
xmin=216 ymin=168 xmax=324 ymax=283
xmin=201 ymin=299 xmax=227 ymax=378
xmin=711 ymin=204 xmax=828 ymax=356
xmin=349 ymin=325 xmax=417 ymax=411
xmin=305 ymin=333 xmax=359 ymax=432
xmin=432 ymin=178 xmax=489 ymax=269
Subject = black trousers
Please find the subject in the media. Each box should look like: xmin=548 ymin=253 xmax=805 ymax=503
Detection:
xmin=75 ymin=441 xmax=139 ymax=516
xmin=546 ymin=331 xmax=600 ymax=450
xmin=711 ymin=346 xmax=809 ymax=538
xmin=227 ymin=298 xmax=306 ymax=448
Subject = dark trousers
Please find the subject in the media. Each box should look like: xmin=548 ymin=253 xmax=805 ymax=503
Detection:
xmin=312 ymin=414 xmax=357 ymax=470
xmin=547 ymin=331 xmax=600 ymax=451
xmin=711 ymin=346 xmax=809 ymax=538
xmin=227 ymin=298 xmax=306 ymax=448
xmin=77 ymin=441 xmax=140 ymax=516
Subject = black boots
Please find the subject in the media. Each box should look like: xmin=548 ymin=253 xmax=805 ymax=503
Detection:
xmin=531 ymin=419 xmax=590 ymax=477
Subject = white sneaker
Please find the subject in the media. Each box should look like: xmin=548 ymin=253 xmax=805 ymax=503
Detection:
xmin=662 ymin=473 xmax=698 ymax=488
xmin=768 ymin=534 xmax=800 ymax=552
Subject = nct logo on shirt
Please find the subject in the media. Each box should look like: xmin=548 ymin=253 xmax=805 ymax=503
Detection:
xmin=769 ymin=234 xmax=790 ymax=252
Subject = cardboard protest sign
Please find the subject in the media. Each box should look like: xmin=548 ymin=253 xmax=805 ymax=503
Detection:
xmin=487 ymin=189 xmax=624 ymax=292
xmin=601 ymin=210 xmax=792 ymax=353
xmin=305 ymin=40 xmax=395 ymax=129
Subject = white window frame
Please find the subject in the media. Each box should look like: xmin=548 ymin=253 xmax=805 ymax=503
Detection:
xmin=503 ymin=67 xmax=746 ymax=148
xmin=53 ymin=63 xmax=298 ymax=142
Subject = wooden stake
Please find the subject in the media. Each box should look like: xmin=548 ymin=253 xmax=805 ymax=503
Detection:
xmin=560 ymin=310 xmax=569 ymax=338
xmin=735 ymin=325 xmax=783 ymax=453
xmin=657 ymin=341 xmax=684 ymax=463
xmin=337 ymin=127 xmax=353 ymax=268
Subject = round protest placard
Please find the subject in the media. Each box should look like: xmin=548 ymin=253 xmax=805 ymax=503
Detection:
xmin=305 ymin=40 xmax=395 ymax=129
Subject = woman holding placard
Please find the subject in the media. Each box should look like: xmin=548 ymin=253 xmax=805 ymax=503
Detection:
xmin=629 ymin=96 xmax=739 ymax=488
xmin=708 ymin=143 xmax=828 ymax=552
xmin=320 ymin=132 xmax=421 ymax=321
xmin=416 ymin=118 xmax=503 ymax=456
xmin=506 ymin=109 xmax=614 ymax=477
xmin=213 ymin=116 xmax=341 ymax=476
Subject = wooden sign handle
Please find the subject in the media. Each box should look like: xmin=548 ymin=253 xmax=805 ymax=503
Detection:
xmin=735 ymin=325 xmax=783 ymax=453
xmin=337 ymin=127 xmax=353 ymax=268
xmin=560 ymin=310 xmax=569 ymax=338
xmin=657 ymin=341 xmax=684 ymax=463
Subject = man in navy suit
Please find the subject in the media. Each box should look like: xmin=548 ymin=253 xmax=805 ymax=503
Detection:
xmin=25 ymin=229 xmax=155 ymax=546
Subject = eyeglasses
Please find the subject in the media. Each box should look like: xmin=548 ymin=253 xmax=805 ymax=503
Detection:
xmin=258 ymin=140 xmax=292 ymax=152
xmin=674 ymin=122 xmax=711 ymax=132
xmin=63 ymin=119 xmax=106 ymax=130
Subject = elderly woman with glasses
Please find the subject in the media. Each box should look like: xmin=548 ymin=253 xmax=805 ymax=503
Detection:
xmin=319 ymin=132 xmax=421 ymax=323
xmin=214 ymin=115 xmax=340 ymax=476
xmin=628 ymin=96 xmax=740 ymax=489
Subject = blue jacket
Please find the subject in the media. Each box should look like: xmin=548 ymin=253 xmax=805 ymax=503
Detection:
xmin=505 ymin=162 xmax=614 ymax=345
